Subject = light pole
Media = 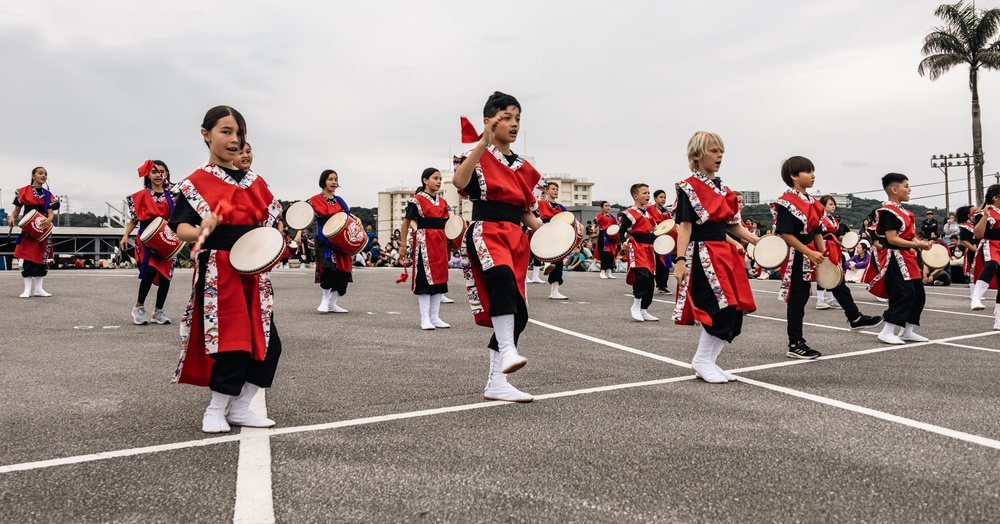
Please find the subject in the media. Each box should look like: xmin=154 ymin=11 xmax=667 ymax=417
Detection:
xmin=931 ymin=153 xmax=974 ymax=215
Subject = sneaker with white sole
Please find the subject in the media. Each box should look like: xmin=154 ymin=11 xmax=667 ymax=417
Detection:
xmin=849 ymin=314 xmax=883 ymax=332
xmin=132 ymin=306 xmax=149 ymax=325
xmin=815 ymin=301 xmax=831 ymax=310
xmin=151 ymin=310 xmax=171 ymax=325
xmin=786 ymin=340 xmax=821 ymax=359
xmin=826 ymin=299 xmax=841 ymax=309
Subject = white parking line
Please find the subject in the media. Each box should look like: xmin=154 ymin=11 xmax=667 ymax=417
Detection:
xmin=937 ymin=341 xmax=1000 ymax=354
xmin=752 ymin=288 xmax=994 ymax=319
xmin=233 ymin=390 xmax=275 ymax=524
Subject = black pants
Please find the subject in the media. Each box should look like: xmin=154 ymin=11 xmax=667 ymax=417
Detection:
xmin=655 ymin=256 xmax=670 ymax=290
xmin=20 ymin=259 xmax=47 ymax=277
xmin=689 ymin=248 xmax=744 ymax=342
xmin=137 ymin=271 xmax=170 ymax=309
xmin=883 ymin=261 xmax=925 ymax=327
xmin=978 ymin=260 xmax=999 ymax=285
xmin=786 ymin=253 xmax=811 ymax=344
xmin=827 ymin=280 xmax=862 ymax=321
xmin=600 ymin=250 xmax=614 ymax=271
xmin=208 ymin=321 xmax=283 ymax=396
xmin=632 ymin=268 xmax=654 ymax=309
xmin=319 ymin=262 xmax=351 ymax=294
xmin=471 ymin=263 xmax=528 ymax=352
xmin=547 ymin=260 xmax=564 ymax=285
xmin=413 ymin=253 xmax=448 ymax=295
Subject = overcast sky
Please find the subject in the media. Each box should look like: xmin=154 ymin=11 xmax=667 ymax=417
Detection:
xmin=1 ymin=0 xmax=996 ymax=215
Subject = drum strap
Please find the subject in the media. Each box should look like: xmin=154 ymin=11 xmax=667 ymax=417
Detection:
xmin=472 ymin=201 xmax=522 ymax=224
xmin=202 ymin=225 xmax=256 ymax=251
xmin=690 ymin=222 xmax=727 ymax=242
xmin=417 ymin=218 xmax=446 ymax=230
xmin=984 ymin=230 xmax=1000 ymax=240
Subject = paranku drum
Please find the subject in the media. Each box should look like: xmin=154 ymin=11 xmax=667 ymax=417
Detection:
xmin=18 ymin=210 xmax=53 ymax=242
xmin=444 ymin=215 xmax=467 ymax=251
xmin=139 ymin=217 xmax=186 ymax=259
xmin=606 ymin=224 xmax=620 ymax=238
xmin=284 ymin=201 xmax=315 ymax=230
xmin=752 ymin=235 xmax=789 ymax=269
xmin=550 ymin=212 xmax=584 ymax=250
xmin=922 ymin=243 xmax=950 ymax=269
xmin=840 ymin=231 xmax=860 ymax=250
xmin=230 ymin=227 xmax=285 ymax=275
xmin=323 ymin=212 xmax=367 ymax=256
xmin=530 ymin=221 xmax=577 ymax=263
xmin=746 ymin=241 xmax=756 ymax=260
xmin=653 ymin=235 xmax=676 ymax=255
xmin=814 ymin=257 xmax=844 ymax=288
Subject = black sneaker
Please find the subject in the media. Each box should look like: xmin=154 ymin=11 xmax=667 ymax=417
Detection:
xmin=849 ymin=314 xmax=884 ymax=332
xmin=786 ymin=341 xmax=821 ymax=359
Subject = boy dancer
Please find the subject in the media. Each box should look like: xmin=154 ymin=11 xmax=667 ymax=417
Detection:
xmin=772 ymin=159 xmax=883 ymax=359
xmin=868 ymin=173 xmax=932 ymax=344
xmin=652 ymin=189 xmax=673 ymax=294
xmin=538 ymin=181 xmax=569 ymax=300
xmin=453 ymin=91 xmax=543 ymax=403
xmin=595 ymin=201 xmax=619 ymax=279
xmin=619 ymin=183 xmax=663 ymax=321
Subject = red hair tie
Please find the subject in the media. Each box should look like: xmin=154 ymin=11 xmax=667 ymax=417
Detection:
xmin=137 ymin=159 xmax=155 ymax=178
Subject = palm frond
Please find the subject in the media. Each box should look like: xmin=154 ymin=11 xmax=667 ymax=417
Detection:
xmin=974 ymin=8 xmax=1000 ymax=45
xmin=918 ymin=53 xmax=967 ymax=79
xmin=977 ymin=49 xmax=1000 ymax=69
xmin=934 ymin=2 xmax=978 ymax=48
xmin=921 ymin=29 xmax=969 ymax=57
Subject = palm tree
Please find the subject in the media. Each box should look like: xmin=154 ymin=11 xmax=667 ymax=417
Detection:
xmin=918 ymin=1 xmax=1000 ymax=206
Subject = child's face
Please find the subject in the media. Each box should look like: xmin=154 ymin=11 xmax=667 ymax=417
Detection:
xmin=824 ymin=200 xmax=836 ymax=214
xmin=424 ymin=172 xmax=442 ymax=193
xmin=602 ymin=202 xmax=611 ymax=213
xmin=324 ymin=172 xmax=339 ymax=193
xmin=891 ymin=180 xmax=911 ymax=201
xmin=546 ymin=184 xmax=559 ymax=200
xmin=237 ymin=145 xmax=253 ymax=170
xmin=792 ymin=170 xmax=816 ymax=190
xmin=634 ymin=186 xmax=650 ymax=206
xmin=655 ymin=193 xmax=667 ymax=207
xmin=149 ymin=165 xmax=167 ymax=187
xmin=695 ymin=139 xmax=723 ymax=174
xmin=490 ymin=106 xmax=520 ymax=145
xmin=202 ymin=115 xmax=242 ymax=166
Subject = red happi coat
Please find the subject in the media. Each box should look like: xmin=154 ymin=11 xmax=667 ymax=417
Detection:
xmin=959 ymin=219 xmax=977 ymax=276
xmin=309 ymin=194 xmax=354 ymax=274
xmin=538 ymin=199 xmax=566 ymax=222
xmin=13 ymin=185 xmax=55 ymax=264
xmin=173 ymin=164 xmax=281 ymax=388
xmin=595 ymin=212 xmax=619 ymax=254
xmin=408 ymin=191 xmax=451 ymax=290
xmin=672 ymin=172 xmax=756 ymax=326
xmin=770 ymin=189 xmax=824 ymax=302
xmin=457 ymin=145 xmax=541 ymax=328
xmin=127 ymin=188 xmax=176 ymax=282
xmin=868 ymin=201 xmax=920 ymax=298
xmin=972 ymin=207 xmax=1000 ymax=289
xmin=622 ymin=205 xmax=659 ymax=283
xmin=820 ymin=213 xmax=844 ymax=266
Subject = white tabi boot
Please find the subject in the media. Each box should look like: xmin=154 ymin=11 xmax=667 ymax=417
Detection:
xmin=439 ymin=294 xmax=455 ymax=304
xmin=607 ymin=269 xmax=617 ymax=279
xmin=20 ymin=277 xmax=33 ymax=298
xmin=317 ymin=288 xmax=332 ymax=313
xmin=225 ymin=383 xmax=275 ymax=428
xmin=483 ymin=350 xmax=533 ymax=402
xmin=493 ymin=314 xmax=527 ymax=374
xmin=878 ymin=322 xmax=905 ymax=345
xmin=600 ymin=269 xmax=609 ymax=279
xmin=710 ymin=337 xmax=737 ymax=381
xmin=971 ymin=280 xmax=989 ymax=310
xmin=692 ymin=329 xmax=727 ymax=383
xmin=202 ymin=391 xmax=233 ymax=433
xmin=418 ymin=294 xmax=435 ymax=330
xmin=531 ymin=266 xmax=545 ymax=284
xmin=329 ymin=291 xmax=348 ymax=313
xmin=631 ymin=297 xmax=644 ymax=322
xmin=32 ymin=277 xmax=51 ymax=297
xmin=549 ymin=282 xmax=568 ymax=300
xmin=429 ymin=294 xmax=451 ymax=328
xmin=899 ymin=323 xmax=929 ymax=343
xmin=994 ymin=303 xmax=1000 ymax=331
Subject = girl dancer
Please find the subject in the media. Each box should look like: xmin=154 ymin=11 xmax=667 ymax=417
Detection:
xmin=971 ymin=186 xmax=1000 ymax=318
xmin=120 ymin=160 xmax=176 ymax=325
xmin=309 ymin=170 xmax=353 ymax=313
xmin=7 ymin=167 xmax=57 ymax=297
xmin=399 ymin=168 xmax=453 ymax=330
xmin=595 ymin=201 xmax=619 ymax=279
xmin=169 ymin=105 xmax=283 ymax=433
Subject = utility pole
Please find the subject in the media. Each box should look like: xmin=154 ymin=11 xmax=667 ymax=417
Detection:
xmin=931 ymin=153 xmax=973 ymax=215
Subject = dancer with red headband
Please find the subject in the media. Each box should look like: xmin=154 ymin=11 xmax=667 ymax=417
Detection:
xmin=7 ymin=166 xmax=58 ymax=298
xmin=169 ymin=105 xmax=284 ymax=433
xmin=120 ymin=160 xmax=176 ymax=325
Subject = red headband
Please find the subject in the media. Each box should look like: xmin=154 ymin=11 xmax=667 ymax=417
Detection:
xmin=137 ymin=159 xmax=155 ymax=178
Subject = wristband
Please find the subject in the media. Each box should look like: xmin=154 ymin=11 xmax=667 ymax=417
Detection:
xmin=674 ymin=256 xmax=687 ymax=262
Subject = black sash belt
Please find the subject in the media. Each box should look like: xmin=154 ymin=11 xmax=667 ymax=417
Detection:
xmin=472 ymin=201 xmax=523 ymax=225
xmin=417 ymin=217 xmax=446 ymax=230
xmin=985 ymin=230 xmax=1000 ymax=240
xmin=690 ymin=222 xmax=727 ymax=242
xmin=630 ymin=233 xmax=653 ymax=244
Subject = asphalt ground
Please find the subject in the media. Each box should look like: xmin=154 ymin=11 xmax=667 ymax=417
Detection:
xmin=1 ymin=266 xmax=999 ymax=523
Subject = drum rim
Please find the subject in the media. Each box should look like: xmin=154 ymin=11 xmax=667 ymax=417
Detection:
xmin=654 ymin=219 xmax=676 ymax=236
xmin=653 ymin=234 xmax=675 ymax=255
xmin=444 ymin=215 xmax=467 ymax=240
xmin=753 ymin=235 xmax=789 ymax=269
xmin=285 ymin=201 xmax=315 ymax=230
xmin=606 ymin=224 xmax=621 ymax=235
xmin=17 ymin=209 xmax=39 ymax=227
xmin=139 ymin=217 xmax=166 ymax=243
xmin=230 ymin=227 xmax=284 ymax=274
xmin=922 ymin=243 xmax=950 ymax=269
xmin=814 ymin=258 xmax=844 ymax=288
xmin=322 ymin=212 xmax=350 ymax=238
xmin=840 ymin=231 xmax=860 ymax=249
xmin=550 ymin=211 xmax=576 ymax=224
xmin=530 ymin=222 xmax=576 ymax=262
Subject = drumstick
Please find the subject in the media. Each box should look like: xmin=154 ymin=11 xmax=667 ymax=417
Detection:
xmin=190 ymin=225 xmax=213 ymax=257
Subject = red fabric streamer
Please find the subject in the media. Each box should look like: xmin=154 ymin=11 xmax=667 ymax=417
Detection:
xmin=396 ymin=270 xmax=408 ymax=283
xmin=137 ymin=159 xmax=156 ymax=178
xmin=460 ymin=117 xmax=480 ymax=143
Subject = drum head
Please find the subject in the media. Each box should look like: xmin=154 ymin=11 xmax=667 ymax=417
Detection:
xmin=746 ymin=242 xmax=755 ymax=259
xmin=753 ymin=235 xmax=789 ymax=269
xmin=230 ymin=227 xmax=284 ymax=274
xmin=606 ymin=224 xmax=620 ymax=237
xmin=814 ymin=258 xmax=843 ymax=289
xmin=530 ymin=222 xmax=576 ymax=262
xmin=840 ymin=231 xmax=860 ymax=249
xmin=322 ymin=212 xmax=349 ymax=238
xmin=17 ymin=209 xmax=38 ymax=228
xmin=285 ymin=201 xmax=315 ymax=230
xmin=922 ymin=243 xmax=950 ymax=269
xmin=551 ymin=211 xmax=576 ymax=224
xmin=653 ymin=235 xmax=675 ymax=255
xmin=654 ymin=219 xmax=676 ymax=236
xmin=445 ymin=215 xmax=466 ymax=241
xmin=140 ymin=217 xmax=165 ymax=243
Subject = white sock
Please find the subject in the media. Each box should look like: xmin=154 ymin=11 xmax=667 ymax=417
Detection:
xmin=492 ymin=314 xmax=515 ymax=352
xmin=817 ymin=289 xmax=826 ymax=301
xmin=880 ymin=322 xmax=899 ymax=336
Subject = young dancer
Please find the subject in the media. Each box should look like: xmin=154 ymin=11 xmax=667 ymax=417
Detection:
xmin=673 ymin=132 xmax=757 ymax=383
xmin=868 ymin=173 xmax=932 ymax=344
xmin=399 ymin=167 xmax=453 ymax=330
xmin=453 ymin=91 xmax=543 ymax=403
xmin=816 ymin=195 xmax=883 ymax=332
xmin=771 ymin=160 xmax=883 ymax=359
xmin=619 ymin=183 xmax=663 ymax=321
xmin=7 ymin=167 xmax=57 ymax=298
xmin=652 ymin=189 xmax=673 ymax=294
xmin=169 ymin=105 xmax=283 ymax=432
xmin=537 ymin=181 xmax=569 ymax=300
xmin=595 ymin=201 xmax=619 ymax=279
xmin=120 ymin=160 xmax=176 ymax=325
xmin=956 ymin=205 xmax=979 ymax=292
xmin=971 ymin=187 xmax=1000 ymax=320
xmin=309 ymin=170 xmax=353 ymax=313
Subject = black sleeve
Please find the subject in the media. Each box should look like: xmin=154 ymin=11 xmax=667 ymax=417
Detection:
xmin=404 ymin=202 xmax=419 ymax=220
xmin=455 ymin=157 xmax=482 ymax=200
xmin=959 ymin=228 xmax=974 ymax=242
xmin=618 ymin=215 xmax=633 ymax=243
xmin=877 ymin=210 xmax=903 ymax=235
xmin=12 ymin=196 xmax=22 ymax=207
xmin=773 ymin=206 xmax=803 ymax=235
xmin=168 ymin=196 xmax=201 ymax=232
xmin=673 ymin=190 xmax=696 ymax=224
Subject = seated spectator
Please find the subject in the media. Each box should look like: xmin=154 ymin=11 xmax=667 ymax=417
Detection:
xmin=845 ymin=241 xmax=871 ymax=283
xmin=370 ymin=241 xmax=381 ymax=263
xmin=449 ymin=250 xmax=462 ymax=268
xmin=565 ymin=246 xmax=586 ymax=272
xmin=580 ymin=240 xmax=593 ymax=260
xmin=923 ymin=264 xmax=951 ymax=286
